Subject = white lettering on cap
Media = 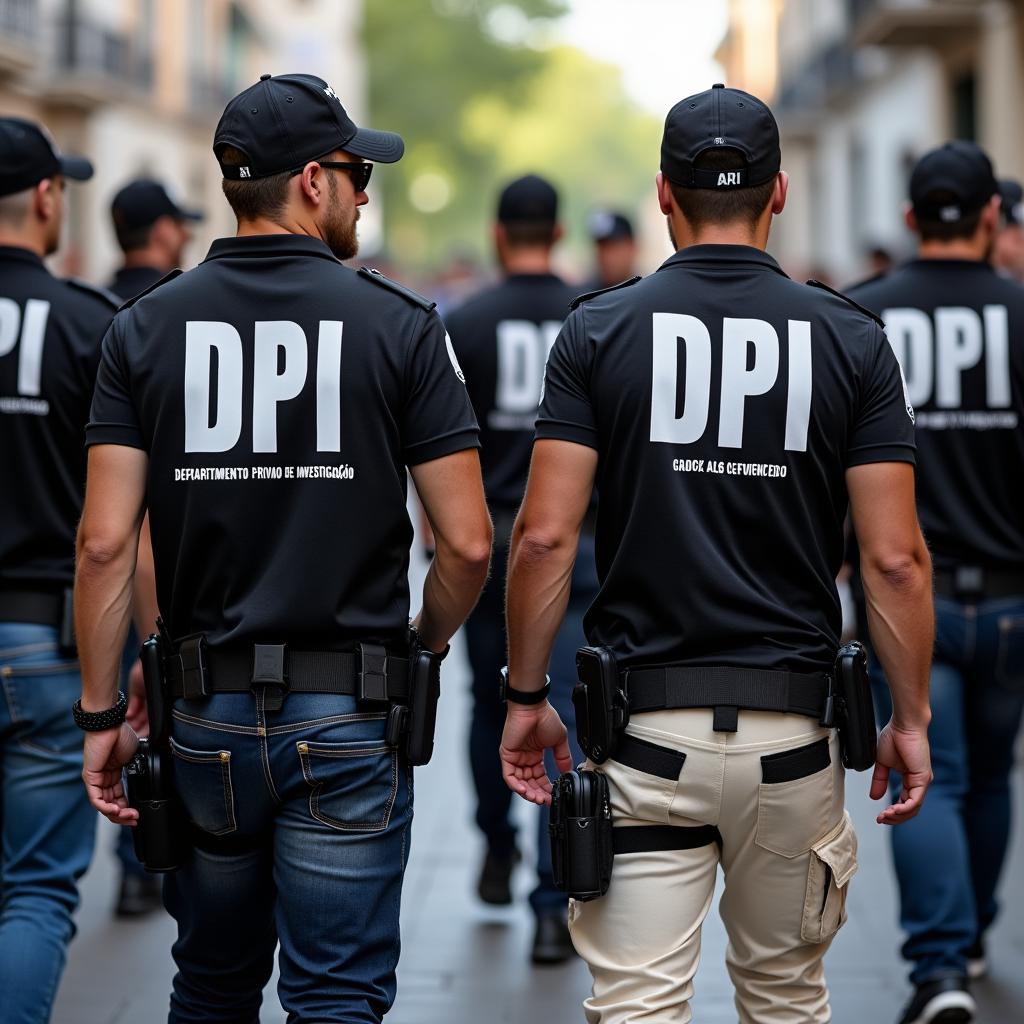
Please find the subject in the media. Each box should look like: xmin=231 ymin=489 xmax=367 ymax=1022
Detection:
xmin=324 ymin=85 xmax=340 ymax=103
xmin=238 ymin=167 xmax=251 ymax=179
xmin=717 ymin=171 xmax=743 ymax=187
xmin=939 ymin=204 xmax=961 ymax=222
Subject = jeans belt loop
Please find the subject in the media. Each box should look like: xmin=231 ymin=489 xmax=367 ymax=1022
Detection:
xmin=251 ymin=644 xmax=289 ymax=713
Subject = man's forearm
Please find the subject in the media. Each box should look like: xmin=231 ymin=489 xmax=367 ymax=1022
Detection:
xmin=506 ymin=525 xmax=578 ymax=690
xmin=75 ymin=540 xmax=137 ymax=711
xmin=131 ymin=514 xmax=159 ymax=640
xmin=862 ymin=552 xmax=934 ymax=729
xmin=415 ymin=545 xmax=490 ymax=653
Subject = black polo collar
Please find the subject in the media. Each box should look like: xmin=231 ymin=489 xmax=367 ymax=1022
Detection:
xmin=203 ymin=233 xmax=340 ymax=264
xmin=658 ymin=243 xmax=788 ymax=277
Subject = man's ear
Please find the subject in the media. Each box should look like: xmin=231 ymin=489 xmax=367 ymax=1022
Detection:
xmin=298 ymin=161 xmax=323 ymax=205
xmin=656 ymin=172 xmax=674 ymax=216
xmin=33 ymin=178 xmax=55 ymax=221
xmin=552 ymin=222 xmax=564 ymax=244
xmin=981 ymin=193 xmax=1002 ymax=234
xmin=772 ymin=171 xmax=788 ymax=215
xmin=904 ymin=203 xmax=918 ymax=234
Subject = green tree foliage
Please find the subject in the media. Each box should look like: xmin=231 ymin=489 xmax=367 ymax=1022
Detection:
xmin=363 ymin=0 xmax=661 ymax=275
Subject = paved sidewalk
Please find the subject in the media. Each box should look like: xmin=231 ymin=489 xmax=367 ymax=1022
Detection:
xmin=53 ymin=632 xmax=1024 ymax=1023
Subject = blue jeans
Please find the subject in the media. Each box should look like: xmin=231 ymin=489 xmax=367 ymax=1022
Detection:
xmin=0 ymin=622 xmax=98 ymax=1024
xmin=871 ymin=595 xmax=1024 ymax=984
xmin=165 ymin=690 xmax=413 ymax=1023
xmin=465 ymin=533 xmax=596 ymax=917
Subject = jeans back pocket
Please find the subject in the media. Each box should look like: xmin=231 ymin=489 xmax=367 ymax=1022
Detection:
xmin=298 ymin=740 xmax=399 ymax=832
xmin=169 ymin=737 xmax=237 ymax=836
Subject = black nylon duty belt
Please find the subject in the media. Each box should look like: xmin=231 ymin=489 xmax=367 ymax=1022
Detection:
xmin=623 ymin=665 xmax=830 ymax=732
xmin=933 ymin=566 xmax=1024 ymax=600
xmin=0 ymin=588 xmax=64 ymax=627
xmin=167 ymin=645 xmax=410 ymax=701
xmin=613 ymin=824 xmax=721 ymax=855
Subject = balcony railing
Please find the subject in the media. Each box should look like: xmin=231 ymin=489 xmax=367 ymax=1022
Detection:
xmin=0 ymin=0 xmax=40 ymax=71
xmin=848 ymin=0 xmax=981 ymax=47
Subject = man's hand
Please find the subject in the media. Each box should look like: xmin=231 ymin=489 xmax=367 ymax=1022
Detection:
xmin=125 ymin=659 xmax=149 ymax=736
xmin=870 ymin=719 xmax=932 ymax=825
xmin=83 ymin=723 xmax=141 ymax=826
xmin=500 ymin=702 xmax=573 ymax=806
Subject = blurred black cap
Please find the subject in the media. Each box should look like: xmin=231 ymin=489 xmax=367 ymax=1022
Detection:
xmin=497 ymin=174 xmax=558 ymax=224
xmin=910 ymin=142 xmax=998 ymax=222
xmin=214 ymin=73 xmax=404 ymax=180
xmin=111 ymin=179 xmax=203 ymax=230
xmin=0 ymin=117 xmax=92 ymax=198
xmin=589 ymin=210 xmax=634 ymax=242
xmin=661 ymin=83 xmax=780 ymax=190
xmin=999 ymin=178 xmax=1024 ymax=226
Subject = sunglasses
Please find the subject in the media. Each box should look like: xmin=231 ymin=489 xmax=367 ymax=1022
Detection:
xmin=318 ymin=161 xmax=373 ymax=193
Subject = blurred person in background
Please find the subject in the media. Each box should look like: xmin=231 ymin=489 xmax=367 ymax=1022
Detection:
xmin=585 ymin=209 xmax=639 ymax=289
xmin=851 ymin=141 xmax=1024 ymax=1024
xmin=105 ymin=178 xmax=203 ymax=918
xmin=0 ymin=116 xmax=117 ymax=1024
xmin=867 ymin=244 xmax=895 ymax=280
xmin=107 ymin=179 xmax=203 ymax=303
xmin=500 ymin=84 xmax=933 ymax=1024
xmin=992 ymin=178 xmax=1024 ymax=284
xmin=446 ymin=174 xmax=597 ymax=964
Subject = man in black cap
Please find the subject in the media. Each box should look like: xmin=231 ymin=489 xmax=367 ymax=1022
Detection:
xmin=992 ymin=178 xmax=1024 ymax=284
xmin=446 ymin=174 xmax=596 ymax=964
xmin=586 ymin=209 xmax=639 ymax=290
xmin=104 ymin=178 xmax=203 ymax=918
xmin=501 ymin=84 xmax=934 ymax=1023
xmin=850 ymin=141 xmax=1024 ymax=1024
xmin=107 ymin=179 xmax=203 ymax=302
xmin=73 ymin=74 xmax=491 ymax=1021
xmin=0 ymin=116 xmax=119 ymax=1023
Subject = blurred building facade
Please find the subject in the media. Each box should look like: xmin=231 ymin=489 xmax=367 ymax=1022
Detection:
xmin=719 ymin=0 xmax=1024 ymax=285
xmin=0 ymin=0 xmax=367 ymax=281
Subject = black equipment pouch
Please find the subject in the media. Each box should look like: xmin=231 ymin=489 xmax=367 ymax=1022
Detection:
xmin=123 ymin=633 xmax=188 ymax=871
xmin=549 ymin=768 xmax=614 ymax=901
xmin=58 ymin=586 xmax=76 ymax=658
xmin=402 ymin=639 xmax=445 ymax=766
xmin=573 ymin=647 xmax=629 ymax=764
xmin=832 ymin=641 xmax=876 ymax=772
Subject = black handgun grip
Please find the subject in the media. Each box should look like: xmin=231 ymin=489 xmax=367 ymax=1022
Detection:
xmin=836 ymin=641 xmax=877 ymax=772
xmin=140 ymin=634 xmax=167 ymax=744
xmin=404 ymin=647 xmax=442 ymax=766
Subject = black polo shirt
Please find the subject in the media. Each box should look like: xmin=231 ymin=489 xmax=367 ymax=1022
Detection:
xmin=87 ymin=234 xmax=479 ymax=649
xmin=0 ymin=246 xmax=116 ymax=593
xmin=446 ymin=272 xmax=577 ymax=511
xmin=107 ymin=264 xmax=165 ymax=303
xmin=537 ymin=244 xmax=916 ymax=672
xmin=850 ymin=260 xmax=1024 ymax=570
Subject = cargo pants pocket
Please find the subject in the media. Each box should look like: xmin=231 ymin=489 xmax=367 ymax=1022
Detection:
xmin=169 ymin=737 xmax=237 ymax=836
xmin=801 ymin=810 xmax=858 ymax=944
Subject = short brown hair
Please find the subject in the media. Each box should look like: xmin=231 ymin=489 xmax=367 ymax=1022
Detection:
xmin=501 ymin=220 xmax=557 ymax=247
xmin=670 ymin=148 xmax=776 ymax=230
xmin=219 ymin=145 xmax=290 ymax=222
xmin=914 ymin=192 xmax=983 ymax=242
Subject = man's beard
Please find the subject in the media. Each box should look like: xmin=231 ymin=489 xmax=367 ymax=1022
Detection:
xmin=323 ymin=174 xmax=359 ymax=260
xmin=666 ymin=215 xmax=677 ymax=250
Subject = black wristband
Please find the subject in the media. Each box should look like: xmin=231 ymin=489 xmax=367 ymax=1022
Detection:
xmin=500 ymin=666 xmax=551 ymax=705
xmin=72 ymin=690 xmax=128 ymax=732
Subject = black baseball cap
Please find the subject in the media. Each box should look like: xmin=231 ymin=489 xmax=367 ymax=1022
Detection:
xmin=213 ymin=73 xmax=404 ymax=180
xmin=589 ymin=210 xmax=634 ymax=242
xmin=909 ymin=141 xmax=998 ymax=222
xmin=661 ymin=83 xmax=781 ymax=190
xmin=0 ymin=117 xmax=92 ymax=198
xmin=111 ymin=179 xmax=203 ymax=230
xmin=497 ymin=174 xmax=558 ymax=224
xmin=999 ymin=178 xmax=1024 ymax=226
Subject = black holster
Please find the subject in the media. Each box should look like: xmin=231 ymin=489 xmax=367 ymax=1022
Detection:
xmin=549 ymin=768 xmax=614 ymax=901
xmin=57 ymin=587 xmax=76 ymax=658
xmin=828 ymin=641 xmax=876 ymax=772
xmin=123 ymin=631 xmax=188 ymax=872
xmin=386 ymin=635 xmax=445 ymax=767
xmin=572 ymin=646 xmax=629 ymax=764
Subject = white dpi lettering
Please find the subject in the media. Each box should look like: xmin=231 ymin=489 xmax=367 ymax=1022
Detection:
xmin=650 ymin=314 xmax=813 ymax=451
xmin=882 ymin=305 xmax=1011 ymax=410
xmin=495 ymin=320 xmax=561 ymax=416
xmin=717 ymin=171 xmax=741 ymax=186
xmin=0 ymin=297 xmax=52 ymax=397
xmin=184 ymin=320 xmax=346 ymax=454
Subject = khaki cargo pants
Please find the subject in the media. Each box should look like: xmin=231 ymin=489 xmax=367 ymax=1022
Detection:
xmin=569 ymin=710 xmax=858 ymax=1023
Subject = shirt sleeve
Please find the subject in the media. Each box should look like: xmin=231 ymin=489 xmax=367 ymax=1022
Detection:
xmin=85 ymin=314 xmax=146 ymax=450
xmin=847 ymin=322 xmax=916 ymax=467
xmin=402 ymin=309 xmax=480 ymax=465
xmin=534 ymin=308 xmax=598 ymax=449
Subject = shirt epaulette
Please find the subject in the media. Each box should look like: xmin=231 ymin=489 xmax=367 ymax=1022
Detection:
xmin=358 ymin=266 xmax=436 ymax=311
xmin=64 ymin=278 xmax=120 ymax=310
xmin=569 ymin=275 xmax=642 ymax=311
xmin=117 ymin=269 xmax=183 ymax=311
xmin=806 ymin=279 xmax=885 ymax=328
